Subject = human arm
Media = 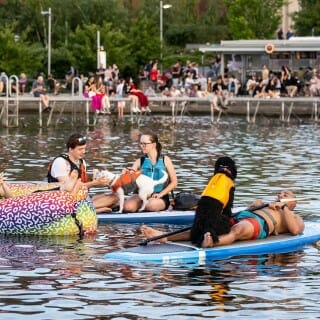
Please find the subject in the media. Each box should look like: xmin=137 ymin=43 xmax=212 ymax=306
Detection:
xmin=85 ymin=176 xmax=111 ymax=189
xmin=280 ymin=203 xmax=305 ymax=235
xmin=247 ymin=199 xmax=265 ymax=210
xmin=268 ymin=200 xmax=305 ymax=235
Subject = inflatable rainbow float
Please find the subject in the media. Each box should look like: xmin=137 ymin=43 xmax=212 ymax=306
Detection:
xmin=0 ymin=182 xmax=97 ymax=235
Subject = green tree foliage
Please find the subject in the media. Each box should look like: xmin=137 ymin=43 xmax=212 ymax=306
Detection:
xmin=224 ymin=0 xmax=284 ymax=39
xmin=0 ymin=25 xmax=44 ymax=77
xmin=0 ymin=0 xmax=289 ymax=78
xmin=292 ymin=0 xmax=320 ymax=36
xmin=67 ymin=23 xmax=131 ymax=75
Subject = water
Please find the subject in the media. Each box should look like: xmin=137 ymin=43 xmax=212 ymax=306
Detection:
xmin=0 ymin=114 xmax=320 ymax=319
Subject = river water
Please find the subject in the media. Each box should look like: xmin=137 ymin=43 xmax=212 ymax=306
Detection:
xmin=0 ymin=113 xmax=320 ymax=319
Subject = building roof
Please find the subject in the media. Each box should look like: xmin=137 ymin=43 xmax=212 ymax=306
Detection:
xmin=196 ymin=37 xmax=320 ymax=54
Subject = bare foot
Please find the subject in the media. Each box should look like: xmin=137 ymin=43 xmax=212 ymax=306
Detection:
xmin=140 ymin=225 xmax=167 ymax=243
xmin=202 ymin=232 xmax=215 ymax=248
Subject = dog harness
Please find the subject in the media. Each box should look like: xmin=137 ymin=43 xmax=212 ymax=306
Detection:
xmin=201 ymin=173 xmax=234 ymax=207
xmin=110 ymin=170 xmax=142 ymax=194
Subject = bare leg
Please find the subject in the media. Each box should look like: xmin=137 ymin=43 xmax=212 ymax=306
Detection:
xmin=0 ymin=174 xmax=14 ymax=198
xmin=140 ymin=225 xmax=167 ymax=243
xmin=92 ymin=193 xmax=119 ymax=213
xmin=102 ymin=95 xmax=111 ymax=113
xmin=140 ymin=225 xmax=191 ymax=243
xmin=40 ymin=94 xmax=50 ymax=109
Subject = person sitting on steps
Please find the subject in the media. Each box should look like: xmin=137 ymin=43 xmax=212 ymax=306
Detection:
xmin=32 ymin=75 xmax=50 ymax=112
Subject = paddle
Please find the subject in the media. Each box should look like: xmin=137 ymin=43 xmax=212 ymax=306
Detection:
xmin=139 ymin=197 xmax=305 ymax=246
xmin=139 ymin=202 xmax=271 ymax=246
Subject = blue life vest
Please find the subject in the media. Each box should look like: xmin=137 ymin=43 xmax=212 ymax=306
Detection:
xmin=140 ymin=156 xmax=167 ymax=193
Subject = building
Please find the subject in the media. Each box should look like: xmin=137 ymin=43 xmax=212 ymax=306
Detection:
xmin=198 ymin=37 xmax=320 ymax=84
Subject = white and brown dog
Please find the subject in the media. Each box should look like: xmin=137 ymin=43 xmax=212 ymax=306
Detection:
xmin=94 ymin=169 xmax=168 ymax=213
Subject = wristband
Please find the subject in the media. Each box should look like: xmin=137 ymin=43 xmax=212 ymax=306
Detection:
xmin=281 ymin=203 xmax=287 ymax=210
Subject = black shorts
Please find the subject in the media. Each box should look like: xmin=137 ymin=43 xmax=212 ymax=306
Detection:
xmin=161 ymin=194 xmax=170 ymax=210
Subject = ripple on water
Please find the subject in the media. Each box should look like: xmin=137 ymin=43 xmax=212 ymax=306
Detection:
xmin=0 ymin=116 xmax=320 ymax=319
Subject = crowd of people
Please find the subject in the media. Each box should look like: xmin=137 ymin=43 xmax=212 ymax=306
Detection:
xmin=245 ymin=65 xmax=320 ymax=99
xmin=1 ymin=59 xmax=320 ymax=116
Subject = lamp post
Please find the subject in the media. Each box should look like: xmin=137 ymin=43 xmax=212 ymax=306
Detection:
xmin=160 ymin=1 xmax=172 ymax=73
xmin=41 ymin=7 xmax=52 ymax=76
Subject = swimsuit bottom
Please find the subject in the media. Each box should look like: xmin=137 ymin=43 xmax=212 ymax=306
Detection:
xmin=233 ymin=210 xmax=269 ymax=240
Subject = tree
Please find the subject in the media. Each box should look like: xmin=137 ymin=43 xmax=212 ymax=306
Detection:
xmin=224 ymin=0 xmax=284 ymax=39
xmin=0 ymin=25 xmax=44 ymax=77
xmin=292 ymin=0 xmax=320 ymax=36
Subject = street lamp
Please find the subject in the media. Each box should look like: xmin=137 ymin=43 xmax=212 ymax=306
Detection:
xmin=160 ymin=1 xmax=172 ymax=73
xmin=41 ymin=7 xmax=52 ymax=76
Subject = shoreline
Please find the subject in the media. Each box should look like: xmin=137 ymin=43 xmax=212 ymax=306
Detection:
xmin=1 ymin=94 xmax=319 ymax=126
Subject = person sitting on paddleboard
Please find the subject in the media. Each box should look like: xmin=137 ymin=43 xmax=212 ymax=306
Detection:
xmin=92 ymin=130 xmax=177 ymax=213
xmin=140 ymin=189 xmax=305 ymax=248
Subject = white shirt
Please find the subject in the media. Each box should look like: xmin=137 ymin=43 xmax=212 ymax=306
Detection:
xmin=50 ymin=156 xmax=86 ymax=180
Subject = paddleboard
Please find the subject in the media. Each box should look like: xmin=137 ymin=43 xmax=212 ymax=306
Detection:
xmin=103 ymin=221 xmax=320 ymax=264
xmin=98 ymin=209 xmax=195 ymax=224
xmin=97 ymin=207 xmax=247 ymax=224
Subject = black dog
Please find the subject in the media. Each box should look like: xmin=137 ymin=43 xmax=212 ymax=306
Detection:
xmin=190 ymin=156 xmax=237 ymax=247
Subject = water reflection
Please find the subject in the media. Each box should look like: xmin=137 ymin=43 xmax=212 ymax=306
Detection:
xmin=0 ymin=114 xmax=320 ymax=318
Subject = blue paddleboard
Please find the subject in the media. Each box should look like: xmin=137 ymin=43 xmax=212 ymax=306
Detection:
xmin=97 ymin=207 xmax=247 ymax=224
xmin=98 ymin=209 xmax=195 ymax=224
xmin=103 ymin=221 xmax=320 ymax=264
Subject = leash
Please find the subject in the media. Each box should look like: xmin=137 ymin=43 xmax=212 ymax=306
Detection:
xmin=139 ymin=202 xmax=270 ymax=246
xmin=72 ymin=212 xmax=84 ymax=239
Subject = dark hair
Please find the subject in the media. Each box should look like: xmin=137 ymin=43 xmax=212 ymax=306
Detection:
xmin=140 ymin=131 xmax=162 ymax=160
xmin=66 ymin=133 xmax=87 ymax=149
xmin=214 ymin=156 xmax=237 ymax=180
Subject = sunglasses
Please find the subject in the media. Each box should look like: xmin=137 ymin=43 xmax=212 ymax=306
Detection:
xmin=78 ymin=137 xmax=87 ymax=144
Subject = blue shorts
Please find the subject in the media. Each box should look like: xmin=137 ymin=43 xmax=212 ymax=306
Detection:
xmin=233 ymin=210 xmax=269 ymax=239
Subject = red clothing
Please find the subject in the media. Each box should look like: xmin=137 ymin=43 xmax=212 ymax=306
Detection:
xmin=131 ymin=90 xmax=149 ymax=107
xmin=130 ymin=84 xmax=149 ymax=107
xmin=150 ymin=68 xmax=158 ymax=82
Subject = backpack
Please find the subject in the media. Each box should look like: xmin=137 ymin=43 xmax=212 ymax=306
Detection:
xmin=172 ymin=192 xmax=200 ymax=211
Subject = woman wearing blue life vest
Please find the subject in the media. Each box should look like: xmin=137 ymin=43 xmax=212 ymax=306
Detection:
xmin=92 ymin=131 xmax=177 ymax=213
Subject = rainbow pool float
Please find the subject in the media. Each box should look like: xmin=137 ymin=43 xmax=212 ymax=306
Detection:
xmin=0 ymin=182 xmax=97 ymax=235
